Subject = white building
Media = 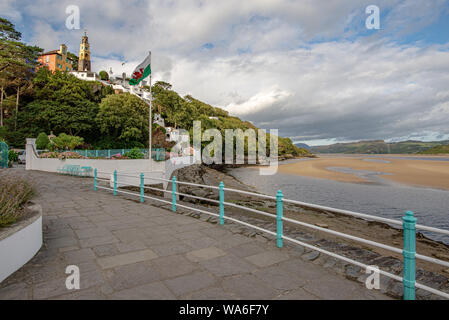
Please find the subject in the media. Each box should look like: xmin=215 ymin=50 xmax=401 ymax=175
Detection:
xmin=70 ymin=71 xmax=99 ymax=81
xmin=154 ymin=113 xmax=165 ymax=127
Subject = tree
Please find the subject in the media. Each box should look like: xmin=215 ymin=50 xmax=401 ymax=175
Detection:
xmin=99 ymin=70 xmax=109 ymax=81
xmin=35 ymin=132 xmax=50 ymax=149
xmin=67 ymin=52 xmax=78 ymax=70
xmin=0 ymin=17 xmax=42 ymax=141
xmin=96 ymin=93 xmax=149 ymax=147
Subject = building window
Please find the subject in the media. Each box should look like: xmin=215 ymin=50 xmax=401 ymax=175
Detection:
xmin=46 ymin=56 xmax=49 ymax=63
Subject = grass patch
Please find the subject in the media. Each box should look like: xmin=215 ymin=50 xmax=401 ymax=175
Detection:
xmin=0 ymin=177 xmax=35 ymax=228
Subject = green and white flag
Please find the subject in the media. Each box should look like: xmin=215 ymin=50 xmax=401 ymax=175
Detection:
xmin=129 ymin=53 xmax=151 ymax=86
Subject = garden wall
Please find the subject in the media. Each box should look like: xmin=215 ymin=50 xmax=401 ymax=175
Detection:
xmin=25 ymin=139 xmax=194 ymax=188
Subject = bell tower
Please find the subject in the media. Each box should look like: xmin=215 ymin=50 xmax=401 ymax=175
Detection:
xmin=78 ymin=30 xmax=91 ymax=72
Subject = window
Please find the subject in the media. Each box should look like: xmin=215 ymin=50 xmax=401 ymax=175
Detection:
xmin=46 ymin=56 xmax=49 ymax=63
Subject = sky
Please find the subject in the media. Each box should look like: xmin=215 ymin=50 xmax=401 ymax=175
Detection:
xmin=2 ymin=0 xmax=449 ymax=146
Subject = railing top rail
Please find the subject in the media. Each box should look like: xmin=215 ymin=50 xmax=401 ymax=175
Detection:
xmin=94 ymin=169 xmax=449 ymax=237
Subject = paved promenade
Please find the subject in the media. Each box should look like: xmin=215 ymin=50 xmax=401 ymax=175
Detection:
xmin=0 ymin=168 xmax=390 ymax=300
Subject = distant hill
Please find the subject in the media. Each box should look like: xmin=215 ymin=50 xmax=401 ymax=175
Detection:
xmin=310 ymin=140 xmax=449 ymax=154
xmin=418 ymin=145 xmax=449 ymax=155
xmin=294 ymin=143 xmax=310 ymax=150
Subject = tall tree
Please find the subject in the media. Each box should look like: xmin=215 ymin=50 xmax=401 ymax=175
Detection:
xmin=96 ymin=93 xmax=149 ymax=148
xmin=0 ymin=17 xmax=42 ymax=133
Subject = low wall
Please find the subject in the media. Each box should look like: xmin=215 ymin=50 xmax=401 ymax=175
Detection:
xmin=0 ymin=204 xmax=42 ymax=283
xmin=25 ymin=139 xmax=194 ymax=188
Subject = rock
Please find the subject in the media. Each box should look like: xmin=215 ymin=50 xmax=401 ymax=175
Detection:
xmin=323 ymin=257 xmax=337 ymax=269
xmin=302 ymin=251 xmax=320 ymax=261
xmin=345 ymin=265 xmax=362 ymax=280
xmin=443 ymin=269 xmax=449 ymax=275
xmin=386 ymin=281 xmax=403 ymax=299
xmin=315 ymin=223 xmax=329 ymax=229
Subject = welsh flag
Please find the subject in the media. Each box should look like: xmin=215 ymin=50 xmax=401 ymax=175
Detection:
xmin=129 ymin=53 xmax=151 ymax=86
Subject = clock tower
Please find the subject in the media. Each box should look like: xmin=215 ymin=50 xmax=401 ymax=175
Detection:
xmin=78 ymin=30 xmax=91 ymax=72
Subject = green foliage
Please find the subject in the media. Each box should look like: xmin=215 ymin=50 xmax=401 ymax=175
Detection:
xmin=96 ymin=93 xmax=149 ymax=147
xmin=51 ymin=133 xmax=84 ymax=150
xmin=0 ymin=176 xmax=34 ymax=228
xmin=124 ymin=147 xmax=144 ymax=159
xmin=0 ymin=17 xmax=43 ymax=78
xmin=99 ymin=70 xmax=109 ymax=81
xmin=418 ymin=145 xmax=449 ymax=154
xmin=35 ymin=132 xmax=49 ymax=149
xmin=311 ymin=140 xmax=449 ymax=154
xmin=67 ymin=52 xmax=78 ymax=70
xmin=8 ymin=149 xmax=17 ymax=162
xmin=8 ymin=69 xmax=111 ymax=146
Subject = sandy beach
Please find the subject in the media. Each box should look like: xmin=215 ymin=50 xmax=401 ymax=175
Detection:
xmin=277 ymin=155 xmax=449 ymax=190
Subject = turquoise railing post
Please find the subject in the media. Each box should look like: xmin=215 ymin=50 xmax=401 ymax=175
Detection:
xmin=108 ymin=150 xmax=111 ymax=158
xmin=276 ymin=190 xmax=284 ymax=248
xmin=94 ymin=168 xmax=97 ymax=191
xmin=219 ymin=182 xmax=224 ymax=225
xmin=121 ymin=149 xmax=125 ymax=155
xmin=85 ymin=150 xmax=87 ymax=157
xmin=403 ymin=210 xmax=417 ymax=300
xmin=140 ymin=173 xmax=144 ymax=203
xmin=113 ymin=170 xmax=117 ymax=196
xmin=172 ymin=176 xmax=177 ymax=212
xmin=95 ymin=150 xmax=98 ymax=157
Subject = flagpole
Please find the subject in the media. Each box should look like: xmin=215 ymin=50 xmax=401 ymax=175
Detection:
xmin=149 ymin=51 xmax=152 ymax=171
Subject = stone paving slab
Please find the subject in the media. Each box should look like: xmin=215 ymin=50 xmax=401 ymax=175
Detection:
xmin=0 ymin=169 xmax=392 ymax=300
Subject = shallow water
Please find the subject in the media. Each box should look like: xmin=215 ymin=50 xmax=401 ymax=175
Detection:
xmin=227 ymin=162 xmax=449 ymax=244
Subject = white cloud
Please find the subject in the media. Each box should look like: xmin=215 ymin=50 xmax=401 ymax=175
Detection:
xmin=6 ymin=0 xmax=449 ymax=143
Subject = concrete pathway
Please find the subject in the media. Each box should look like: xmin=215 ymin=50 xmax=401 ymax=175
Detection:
xmin=0 ymin=168 xmax=390 ymax=300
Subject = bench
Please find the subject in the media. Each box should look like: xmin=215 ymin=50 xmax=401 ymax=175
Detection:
xmin=57 ymin=165 xmax=93 ymax=176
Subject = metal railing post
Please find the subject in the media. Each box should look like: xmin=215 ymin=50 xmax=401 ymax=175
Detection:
xmin=113 ymin=170 xmax=117 ymax=196
xmin=140 ymin=173 xmax=144 ymax=203
xmin=172 ymin=176 xmax=176 ymax=212
xmin=94 ymin=168 xmax=97 ymax=191
xmin=95 ymin=150 xmax=98 ymax=157
xmin=219 ymin=181 xmax=224 ymax=225
xmin=108 ymin=150 xmax=111 ymax=158
xmin=276 ymin=190 xmax=284 ymax=248
xmin=403 ymin=210 xmax=417 ymax=300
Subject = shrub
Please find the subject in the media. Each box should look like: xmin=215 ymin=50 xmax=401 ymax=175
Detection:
xmin=38 ymin=152 xmax=59 ymax=158
xmin=0 ymin=176 xmax=35 ymax=228
xmin=124 ymin=148 xmax=144 ymax=159
xmin=99 ymin=70 xmax=109 ymax=81
xmin=57 ymin=152 xmax=86 ymax=160
xmin=39 ymin=151 xmax=87 ymax=160
xmin=36 ymin=132 xmax=50 ymax=150
xmin=111 ymin=154 xmax=129 ymax=159
xmin=51 ymin=133 xmax=84 ymax=150
xmin=8 ymin=150 xmax=18 ymax=162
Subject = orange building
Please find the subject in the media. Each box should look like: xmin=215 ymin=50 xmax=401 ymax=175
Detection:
xmin=37 ymin=44 xmax=74 ymax=72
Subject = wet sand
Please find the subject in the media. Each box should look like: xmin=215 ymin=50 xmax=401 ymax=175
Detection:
xmin=277 ymin=155 xmax=449 ymax=190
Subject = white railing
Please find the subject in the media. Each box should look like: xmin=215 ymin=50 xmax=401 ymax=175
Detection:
xmin=92 ymin=169 xmax=449 ymax=300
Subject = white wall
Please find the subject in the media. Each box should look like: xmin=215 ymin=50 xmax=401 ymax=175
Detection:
xmin=26 ymin=139 xmax=194 ymax=188
xmin=0 ymin=214 xmax=42 ymax=283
